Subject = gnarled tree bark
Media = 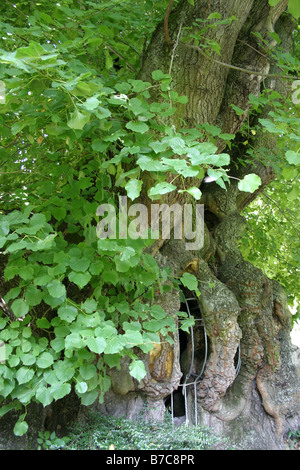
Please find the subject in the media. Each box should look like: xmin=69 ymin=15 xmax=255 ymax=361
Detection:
xmin=97 ymin=0 xmax=300 ymax=450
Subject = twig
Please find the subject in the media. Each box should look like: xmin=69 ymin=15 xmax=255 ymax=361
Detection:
xmin=118 ymin=39 xmax=141 ymax=57
xmin=4 ymin=0 xmax=27 ymax=18
xmin=182 ymin=43 xmax=299 ymax=81
xmin=236 ymin=38 xmax=268 ymax=60
xmin=104 ymin=44 xmax=137 ymax=73
xmin=2 ymin=136 xmax=20 ymax=149
xmin=0 ymin=170 xmax=52 ymax=180
xmin=261 ymin=190 xmax=300 ymax=237
xmin=140 ymin=36 xmax=148 ymax=69
xmin=168 ymin=22 xmax=183 ymax=109
xmin=168 ymin=22 xmax=183 ymax=76
xmin=164 ymin=0 xmax=174 ymax=51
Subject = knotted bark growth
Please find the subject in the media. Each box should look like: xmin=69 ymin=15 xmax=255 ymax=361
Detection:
xmin=128 ymin=0 xmax=299 ymax=449
xmin=87 ymin=0 xmax=300 ymax=450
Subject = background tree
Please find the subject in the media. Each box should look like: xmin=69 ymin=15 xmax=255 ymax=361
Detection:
xmin=0 ymin=0 xmax=299 ymax=450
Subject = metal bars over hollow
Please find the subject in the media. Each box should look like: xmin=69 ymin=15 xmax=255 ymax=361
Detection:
xmin=170 ymin=293 xmax=241 ymax=427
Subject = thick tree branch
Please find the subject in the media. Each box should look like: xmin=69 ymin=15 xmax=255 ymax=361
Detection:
xmin=164 ymin=0 xmax=174 ymax=51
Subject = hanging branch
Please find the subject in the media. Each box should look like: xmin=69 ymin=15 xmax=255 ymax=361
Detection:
xmin=104 ymin=44 xmax=137 ymax=74
xmin=181 ymin=43 xmax=298 ymax=81
xmin=261 ymin=190 xmax=300 ymax=238
xmin=164 ymin=0 xmax=174 ymax=51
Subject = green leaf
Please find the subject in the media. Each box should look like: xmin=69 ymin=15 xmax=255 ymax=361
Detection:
xmin=81 ymin=96 xmax=100 ymax=111
xmin=129 ymin=359 xmax=146 ymax=381
xmin=4 ymin=287 xmax=20 ymax=302
xmin=36 ymin=387 xmax=53 ymax=407
xmin=47 ymin=280 xmax=66 ymax=298
xmin=22 ymin=327 xmax=32 ymax=339
xmin=0 ymin=317 xmax=7 ymax=329
xmin=0 ymin=220 xmax=10 ymax=237
xmin=219 ymin=133 xmax=235 ymax=141
xmin=67 ymin=110 xmax=90 ymax=130
xmin=79 ymin=364 xmax=97 ymax=380
xmin=75 ymin=381 xmax=88 ymax=394
xmin=0 ymin=402 xmax=22 ymax=418
xmin=16 ymin=367 xmax=35 ymax=385
xmin=180 ymin=272 xmax=198 ymax=291
xmin=95 ymin=106 xmax=111 ymax=120
xmin=68 ymin=271 xmax=91 ymax=289
xmin=11 ymin=299 xmax=29 ymax=317
xmin=92 ymin=139 xmax=109 ymax=152
xmin=285 ymin=150 xmax=300 ymax=166
xmin=205 ymin=153 xmax=230 ymax=167
xmin=34 ymin=274 xmax=52 ymax=287
xmin=150 ymin=305 xmax=166 ymax=320
xmin=149 ymin=141 xmax=169 ymax=154
xmin=54 ymin=362 xmax=75 ymax=382
xmin=282 ymin=166 xmax=298 ymax=180
xmin=79 ymin=389 xmax=98 ymax=405
xmin=137 ymin=155 xmax=169 ymax=172
xmin=128 ymin=97 xmax=145 ymax=115
xmin=25 ymin=285 xmax=43 ymax=306
xmin=125 ymin=178 xmax=143 ymax=201
xmin=21 ymin=353 xmax=36 ymax=366
xmin=36 ymin=352 xmax=54 ymax=369
xmin=207 ymin=12 xmax=222 ymax=19
xmin=168 ymin=137 xmax=186 ymax=154
xmin=152 ymin=70 xmax=171 ymax=81
xmin=69 ymin=256 xmax=91 ymax=272
xmin=50 ymin=337 xmax=65 ymax=353
xmin=57 ymin=305 xmax=78 ymax=323
xmin=123 ymin=329 xmax=143 ymax=346
xmin=104 ymin=353 xmax=121 ymax=368
xmin=288 ymin=0 xmax=300 ymax=18
xmin=102 ymin=270 xmax=119 ymax=285
xmin=259 ymin=118 xmax=286 ymax=134
xmin=18 ymin=267 xmax=34 ymax=281
xmin=14 ymin=420 xmax=28 ymax=437
xmin=180 ymin=316 xmax=195 ymax=332
xmin=6 ymin=240 xmax=27 ymax=253
xmin=54 ymin=325 xmax=70 ymax=337
xmin=51 ymin=206 xmax=66 ymax=221
xmin=148 ymin=182 xmax=176 ymax=199
xmin=49 ymin=382 xmax=71 ymax=400
xmin=65 ymin=333 xmax=85 ymax=350
xmin=177 ymin=94 xmax=189 ymax=104
xmin=105 ymin=49 xmax=113 ymax=69
xmin=125 ymin=121 xmax=149 ymax=134
xmin=14 ymin=387 xmax=35 ymax=404
xmin=104 ymin=336 xmax=126 ymax=354
xmin=287 ymin=185 xmax=300 ymax=201
xmin=231 ymin=104 xmax=245 ymax=116
xmin=201 ymin=124 xmax=220 ymax=139
xmin=15 ymin=41 xmax=44 ymax=58
xmin=81 ymin=299 xmax=98 ymax=313
xmin=86 ymin=336 xmax=107 ymax=354
xmin=238 ymin=174 xmax=261 ymax=193
xmin=178 ymin=187 xmax=202 ymax=200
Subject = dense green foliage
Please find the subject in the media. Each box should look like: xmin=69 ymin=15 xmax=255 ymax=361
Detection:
xmin=0 ymin=0 xmax=299 ymax=437
xmin=239 ymin=85 xmax=300 ymax=318
xmin=63 ymin=410 xmax=227 ymax=450
xmin=241 ymin=179 xmax=300 ymax=318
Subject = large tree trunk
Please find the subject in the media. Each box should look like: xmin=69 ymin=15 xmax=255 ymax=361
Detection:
xmin=97 ymin=0 xmax=300 ymax=450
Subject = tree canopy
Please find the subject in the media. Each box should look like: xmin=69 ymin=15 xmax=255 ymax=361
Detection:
xmin=0 ymin=0 xmax=299 ymax=438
